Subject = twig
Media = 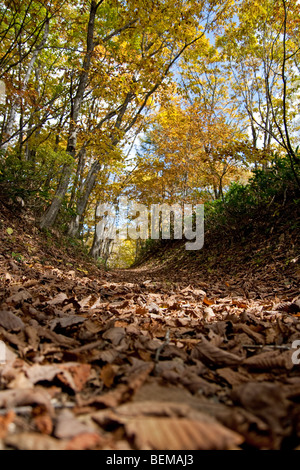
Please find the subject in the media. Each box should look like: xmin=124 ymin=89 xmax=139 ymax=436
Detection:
xmin=155 ymin=329 xmax=170 ymax=363
xmin=0 ymin=402 xmax=76 ymax=416
xmin=242 ymin=344 xmax=291 ymax=350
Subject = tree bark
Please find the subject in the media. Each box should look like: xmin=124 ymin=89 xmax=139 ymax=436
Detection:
xmin=40 ymin=163 xmax=73 ymax=230
xmin=39 ymin=1 xmax=100 ymax=229
xmin=68 ymin=159 xmax=102 ymax=237
xmin=1 ymin=17 xmax=49 ymax=153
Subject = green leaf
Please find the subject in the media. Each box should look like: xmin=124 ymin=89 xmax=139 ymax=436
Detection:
xmin=6 ymin=227 xmax=13 ymax=235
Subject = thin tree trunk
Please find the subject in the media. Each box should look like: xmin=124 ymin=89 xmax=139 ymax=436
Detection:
xmin=40 ymin=163 xmax=73 ymax=230
xmin=1 ymin=17 xmax=49 ymax=152
xmin=68 ymin=159 xmax=102 ymax=237
xmin=39 ymin=1 xmax=101 ymax=229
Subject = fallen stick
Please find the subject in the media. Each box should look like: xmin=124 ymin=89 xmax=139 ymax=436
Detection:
xmin=155 ymin=329 xmax=170 ymax=362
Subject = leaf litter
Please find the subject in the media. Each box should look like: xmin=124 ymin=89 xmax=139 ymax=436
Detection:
xmin=0 ymin=252 xmax=300 ymax=450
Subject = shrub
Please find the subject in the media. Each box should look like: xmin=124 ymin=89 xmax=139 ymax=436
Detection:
xmin=205 ymin=155 xmax=300 ymax=236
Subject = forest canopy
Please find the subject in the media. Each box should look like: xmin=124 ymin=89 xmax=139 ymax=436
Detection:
xmin=0 ymin=0 xmax=299 ymax=266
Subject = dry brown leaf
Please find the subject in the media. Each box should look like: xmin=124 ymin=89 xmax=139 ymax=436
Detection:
xmin=0 ymin=388 xmax=54 ymax=414
xmin=232 ymin=300 xmax=248 ymax=308
xmin=135 ymin=306 xmax=148 ymax=315
xmin=25 ymin=362 xmax=91 ymax=392
xmin=4 ymin=432 xmax=64 ymax=450
xmin=203 ymin=307 xmax=215 ymax=321
xmin=26 ymin=364 xmax=62 ymax=384
xmin=215 ymin=406 xmax=273 ymax=449
xmin=203 ymin=297 xmax=214 ymax=306
xmin=125 ymin=416 xmax=243 ymax=450
xmin=0 ymin=310 xmax=25 ymax=331
xmin=5 ymin=272 xmax=12 ymax=282
xmin=0 ymin=410 xmax=15 ymax=439
xmin=242 ymin=350 xmax=294 ymax=371
xmin=54 ymin=409 xmax=96 ymax=439
xmin=231 ymin=382 xmax=292 ymax=448
xmin=37 ymin=326 xmax=80 ymax=348
xmin=102 ymin=327 xmax=126 ymax=346
xmin=32 ymin=407 xmax=53 ymax=435
xmin=78 ymin=295 xmax=93 ymax=308
xmin=24 ymin=325 xmax=40 ymax=350
xmin=50 ymin=315 xmax=86 ymax=330
xmin=127 ymin=362 xmax=154 ymax=393
xmin=216 ymin=367 xmax=252 ymax=386
xmin=47 ymin=293 xmax=68 ymax=305
xmin=191 ymin=336 xmax=243 ymax=367
xmin=57 ymin=363 xmax=91 ymax=392
xmin=95 ymin=349 xmax=119 ymax=363
xmin=137 ymin=349 xmax=152 ymax=361
xmin=81 ymin=384 xmax=129 ymax=408
xmin=64 ymin=432 xmax=104 ymax=450
xmin=6 ymin=290 xmax=32 ymax=305
xmin=233 ymin=323 xmax=265 ymax=343
xmin=100 ymin=364 xmax=116 ymax=388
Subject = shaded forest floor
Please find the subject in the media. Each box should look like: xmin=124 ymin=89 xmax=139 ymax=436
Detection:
xmin=0 ymin=202 xmax=300 ymax=450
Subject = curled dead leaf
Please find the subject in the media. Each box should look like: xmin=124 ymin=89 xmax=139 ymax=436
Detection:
xmin=191 ymin=336 xmax=243 ymax=367
xmin=203 ymin=297 xmax=214 ymax=306
xmin=242 ymin=350 xmax=294 ymax=371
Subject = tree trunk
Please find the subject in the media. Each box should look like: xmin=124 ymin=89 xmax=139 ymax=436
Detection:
xmin=40 ymin=163 xmax=73 ymax=229
xmin=68 ymin=159 xmax=102 ymax=237
xmin=1 ymin=17 xmax=49 ymax=152
xmin=39 ymin=1 xmax=100 ymax=229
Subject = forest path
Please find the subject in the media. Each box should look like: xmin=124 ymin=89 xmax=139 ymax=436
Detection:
xmin=1 ymin=251 xmax=299 ymax=450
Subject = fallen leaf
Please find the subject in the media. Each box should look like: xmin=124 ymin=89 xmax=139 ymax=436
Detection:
xmin=37 ymin=327 xmax=79 ymax=348
xmin=191 ymin=336 xmax=243 ymax=367
xmin=6 ymin=290 xmax=32 ymax=305
xmin=203 ymin=297 xmax=214 ymax=306
xmin=203 ymin=307 xmax=215 ymax=321
xmin=4 ymin=432 xmax=64 ymax=450
xmin=0 ymin=310 xmax=25 ymax=331
xmin=0 ymin=388 xmax=53 ymax=414
xmin=50 ymin=315 xmax=86 ymax=330
xmin=80 ymin=384 xmax=129 ymax=408
xmin=102 ymin=327 xmax=126 ymax=346
xmin=135 ymin=306 xmax=148 ymax=315
xmin=54 ymin=409 xmax=96 ymax=439
xmin=25 ymin=364 xmax=62 ymax=384
xmin=100 ymin=364 xmax=116 ymax=388
xmin=32 ymin=407 xmax=53 ymax=435
xmin=242 ymin=350 xmax=294 ymax=371
xmin=47 ymin=293 xmax=68 ymax=306
xmin=57 ymin=363 xmax=91 ymax=392
xmin=0 ymin=410 xmax=15 ymax=438
xmin=64 ymin=432 xmax=104 ymax=450
xmin=125 ymin=416 xmax=243 ymax=450
xmin=231 ymin=382 xmax=292 ymax=448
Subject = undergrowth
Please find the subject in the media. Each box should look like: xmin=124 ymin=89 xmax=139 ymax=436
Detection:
xmin=135 ymin=155 xmax=300 ymax=265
